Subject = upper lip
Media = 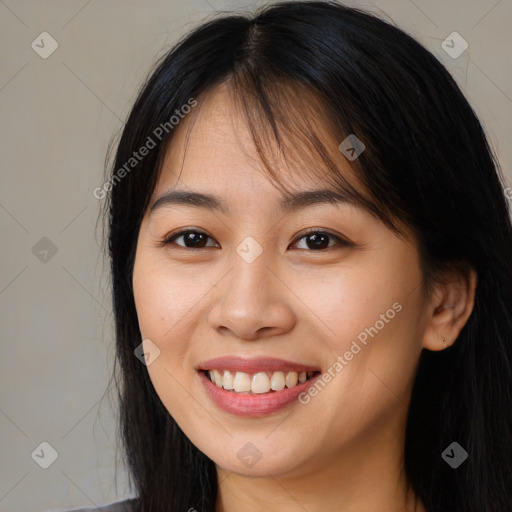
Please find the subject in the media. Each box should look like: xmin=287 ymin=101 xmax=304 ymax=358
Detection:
xmin=196 ymin=356 xmax=320 ymax=374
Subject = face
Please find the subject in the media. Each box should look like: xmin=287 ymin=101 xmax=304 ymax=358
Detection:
xmin=132 ymin=83 xmax=431 ymax=479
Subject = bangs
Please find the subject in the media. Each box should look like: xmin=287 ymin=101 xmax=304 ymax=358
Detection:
xmin=224 ymin=64 xmax=406 ymax=237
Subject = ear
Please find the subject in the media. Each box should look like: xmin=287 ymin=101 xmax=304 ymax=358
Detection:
xmin=422 ymin=265 xmax=477 ymax=351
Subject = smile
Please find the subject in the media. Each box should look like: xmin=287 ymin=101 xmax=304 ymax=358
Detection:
xmin=197 ymin=356 xmax=322 ymax=417
xmin=206 ymin=369 xmax=318 ymax=394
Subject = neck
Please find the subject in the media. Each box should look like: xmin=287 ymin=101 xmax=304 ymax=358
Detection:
xmin=215 ymin=408 xmax=426 ymax=512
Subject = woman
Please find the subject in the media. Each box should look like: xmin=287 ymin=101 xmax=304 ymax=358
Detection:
xmin=60 ymin=1 xmax=512 ymax=511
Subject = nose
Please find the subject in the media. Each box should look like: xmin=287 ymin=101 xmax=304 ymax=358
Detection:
xmin=207 ymin=250 xmax=297 ymax=341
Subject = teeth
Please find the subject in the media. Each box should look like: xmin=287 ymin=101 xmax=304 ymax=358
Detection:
xmin=233 ymin=371 xmax=251 ymax=392
xmin=251 ymin=372 xmax=270 ymax=394
xmin=213 ymin=369 xmax=222 ymax=387
xmin=285 ymin=371 xmax=298 ymax=388
xmin=270 ymin=371 xmax=285 ymax=391
xmin=207 ymin=369 xmax=315 ymax=394
xmin=223 ymin=370 xmax=234 ymax=390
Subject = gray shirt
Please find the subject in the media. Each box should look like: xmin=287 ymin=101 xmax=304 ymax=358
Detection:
xmin=50 ymin=497 xmax=138 ymax=512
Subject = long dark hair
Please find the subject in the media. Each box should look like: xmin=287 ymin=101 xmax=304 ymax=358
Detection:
xmin=103 ymin=2 xmax=512 ymax=511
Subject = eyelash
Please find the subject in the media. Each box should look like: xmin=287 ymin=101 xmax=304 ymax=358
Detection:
xmin=160 ymin=228 xmax=351 ymax=251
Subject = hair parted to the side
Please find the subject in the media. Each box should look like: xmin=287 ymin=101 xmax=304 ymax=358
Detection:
xmin=102 ymin=2 xmax=512 ymax=511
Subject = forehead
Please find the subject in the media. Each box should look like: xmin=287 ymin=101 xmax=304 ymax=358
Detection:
xmin=155 ymin=82 xmax=359 ymax=197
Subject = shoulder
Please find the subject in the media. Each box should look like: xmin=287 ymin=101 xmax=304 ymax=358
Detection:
xmin=47 ymin=497 xmax=138 ymax=512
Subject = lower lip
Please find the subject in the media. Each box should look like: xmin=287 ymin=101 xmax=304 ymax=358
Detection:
xmin=198 ymin=371 xmax=321 ymax=417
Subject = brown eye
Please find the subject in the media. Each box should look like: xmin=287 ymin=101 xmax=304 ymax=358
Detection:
xmin=291 ymin=230 xmax=350 ymax=251
xmin=163 ymin=229 xmax=218 ymax=249
xmin=162 ymin=228 xmax=350 ymax=251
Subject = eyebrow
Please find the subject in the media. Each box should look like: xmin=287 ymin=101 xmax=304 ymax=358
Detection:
xmin=149 ymin=188 xmax=355 ymax=215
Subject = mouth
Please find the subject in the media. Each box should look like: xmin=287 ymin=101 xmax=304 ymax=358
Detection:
xmin=196 ymin=356 xmax=322 ymax=417
xmin=201 ymin=369 xmax=320 ymax=394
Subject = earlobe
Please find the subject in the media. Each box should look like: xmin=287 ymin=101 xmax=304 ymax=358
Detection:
xmin=422 ymin=267 xmax=477 ymax=352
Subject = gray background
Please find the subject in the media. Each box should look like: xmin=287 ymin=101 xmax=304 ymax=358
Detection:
xmin=1 ymin=1 xmax=511 ymax=511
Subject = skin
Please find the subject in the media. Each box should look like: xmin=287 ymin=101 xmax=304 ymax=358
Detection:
xmin=132 ymin=83 xmax=476 ymax=512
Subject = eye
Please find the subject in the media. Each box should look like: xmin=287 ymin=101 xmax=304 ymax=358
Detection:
xmin=290 ymin=229 xmax=350 ymax=251
xmin=161 ymin=228 xmax=350 ymax=251
xmin=162 ymin=229 xmax=219 ymax=249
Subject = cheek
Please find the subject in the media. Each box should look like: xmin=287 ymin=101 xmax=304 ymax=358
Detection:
xmin=297 ymin=273 xmax=424 ymax=441
xmin=292 ymin=266 xmax=411 ymax=353
xmin=132 ymin=267 xmax=172 ymax=343
xmin=294 ymin=248 xmax=425 ymax=400
xmin=132 ymin=252 xmax=209 ymax=343
xmin=132 ymin=251 xmax=205 ymax=422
